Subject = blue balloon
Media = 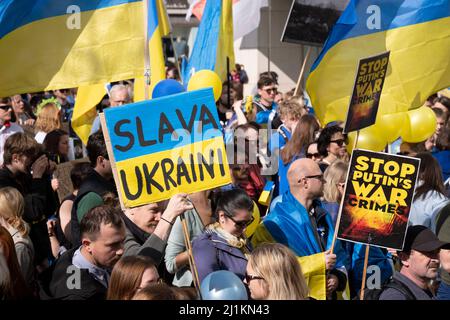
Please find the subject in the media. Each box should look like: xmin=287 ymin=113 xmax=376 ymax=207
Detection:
xmin=200 ymin=271 xmax=248 ymax=300
xmin=152 ymin=79 xmax=185 ymax=99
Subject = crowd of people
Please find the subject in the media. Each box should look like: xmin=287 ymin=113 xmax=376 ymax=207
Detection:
xmin=1 ymin=67 xmax=450 ymax=301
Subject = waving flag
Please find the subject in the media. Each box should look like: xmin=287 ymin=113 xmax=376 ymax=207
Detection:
xmin=306 ymin=0 xmax=450 ymax=126
xmin=182 ymin=0 xmax=234 ymax=84
xmin=187 ymin=0 xmax=267 ymax=40
xmin=0 ymin=0 xmax=146 ymax=97
xmin=134 ymin=0 xmax=171 ymax=101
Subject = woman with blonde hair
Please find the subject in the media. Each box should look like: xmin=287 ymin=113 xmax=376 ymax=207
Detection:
xmin=0 ymin=187 xmax=35 ymax=288
xmin=322 ymin=160 xmax=348 ymax=225
xmin=34 ymin=99 xmax=61 ymax=143
xmin=107 ymin=255 xmax=160 ymax=300
xmin=245 ymin=243 xmax=309 ymax=300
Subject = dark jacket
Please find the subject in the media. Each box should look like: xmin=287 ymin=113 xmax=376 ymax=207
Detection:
xmin=121 ymin=213 xmax=172 ymax=282
xmin=192 ymin=231 xmax=251 ymax=283
xmin=70 ymin=169 xmax=116 ymax=247
xmin=40 ymin=248 xmax=106 ymax=300
xmin=379 ymin=272 xmax=434 ymax=300
xmin=0 ymin=167 xmax=57 ymax=264
xmin=0 ymin=167 xmax=56 ymax=222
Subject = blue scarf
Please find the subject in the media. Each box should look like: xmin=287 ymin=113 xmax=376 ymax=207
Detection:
xmin=264 ymin=191 xmax=349 ymax=270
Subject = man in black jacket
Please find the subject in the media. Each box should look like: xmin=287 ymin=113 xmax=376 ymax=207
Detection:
xmin=70 ymin=130 xmax=116 ymax=247
xmin=43 ymin=205 xmax=125 ymax=300
xmin=0 ymin=132 xmax=57 ymax=268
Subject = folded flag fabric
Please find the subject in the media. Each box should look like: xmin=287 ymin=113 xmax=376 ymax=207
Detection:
xmin=0 ymin=0 xmax=147 ymax=97
xmin=182 ymin=0 xmax=235 ymax=84
xmin=258 ymin=180 xmax=274 ymax=206
xmin=306 ymin=0 xmax=450 ymax=126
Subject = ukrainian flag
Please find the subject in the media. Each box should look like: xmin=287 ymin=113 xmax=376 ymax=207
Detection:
xmin=182 ymin=0 xmax=235 ymax=84
xmin=0 ymin=0 xmax=147 ymax=97
xmin=134 ymin=0 xmax=170 ymax=101
xmin=258 ymin=180 xmax=274 ymax=206
xmin=306 ymin=0 xmax=450 ymax=126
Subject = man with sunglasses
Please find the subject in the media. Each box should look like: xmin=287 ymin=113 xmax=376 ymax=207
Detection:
xmin=248 ymin=76 xmax=279 ymax=128
xmin=0 ymin=97 xmax=24 ymax=166
xmin=252 ymin=158 xmax=349 ymax=300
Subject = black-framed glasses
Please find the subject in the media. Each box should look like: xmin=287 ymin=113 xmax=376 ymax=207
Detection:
xmin=299 ymin=174 xmax=324 ymax=183
xmin=306 ymin=152 xmax=321 ymax=159
xmin=225 ymin=212 xmax=254 ymax=228
xmin=245 ymin=274 xmax=264 ymax=283
xmin=0 ymin=105 xmax=11 ymax=111
xmin=330 ymin=138 xmax=347 ymax=147
xmin=263 ymin=87 xmax=278 ymax=94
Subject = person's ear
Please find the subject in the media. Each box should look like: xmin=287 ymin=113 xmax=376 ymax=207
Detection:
xmin=218 ymin=211 xmax=226 ymax=222
xmin=97 ymin=156 xmax=107 ymax=168
xmin=398 ymin=251 xmax=410 ymax=267
xmin=82 ymin=238 xmax=93 ymax=253
xmin=12 ymin=153 xmax=20 ymax=163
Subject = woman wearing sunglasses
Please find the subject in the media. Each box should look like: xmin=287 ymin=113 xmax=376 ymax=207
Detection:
xmin=192 ymin=189 xmax=254 ymax=283
xmin=317 ymin=125 xmax=349 ymax=171
xmin=244 ymin=243 xmax=309 ymax=300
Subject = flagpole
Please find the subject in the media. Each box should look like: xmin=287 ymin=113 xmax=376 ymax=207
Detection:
xmin=359 ymin=244 xmax=370 ymax=300
xmin=294 ymin=47 xmax=311 ymax=96
xmin=227 ymin=56 xmax=231 ymax=108
xmin=144 ymin=0 xmax=151 ymax=100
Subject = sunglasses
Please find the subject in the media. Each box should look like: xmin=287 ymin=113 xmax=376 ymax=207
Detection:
xmin=299 ymin=174 xmax=324 ymax=183
xmin=330 ymin=138 xmax=347 ymax=147
xmin=306 ymin=152 xmax=321 ymax=159
xmin=263 ymin=87 xmax=278 ymax=94
xmin=245 ymin=274 xmax=264 ymax=283
xmin=0 ymin=105 xmax=11 ymax=111
xmin=225 ymin=212 xmax=254 ymax=228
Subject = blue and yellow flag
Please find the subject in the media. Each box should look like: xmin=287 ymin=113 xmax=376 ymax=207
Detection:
xmin=258 ymin=181 xmax=274 ymax=206
xmin=72 ymin=83 xmax=107 ymax=145
xmin=0 ymin=0 xmax=146 ymax=97
xmin=306 ymin=0 xmax=450 ymax=126
xmin=134 ymin=0 xmax=171 ymax=101
xmin=182 ymin=0 xmax=235 ymax=84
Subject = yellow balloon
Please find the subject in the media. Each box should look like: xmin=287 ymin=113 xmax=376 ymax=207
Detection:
xmin=402 ymin=106 xmax=437 ymax=143
xmin=187 ymin=69 xmax=222 ymax=101
xmin=377 ymin=112 xmax=407 ymax=143
xmin=346 ymin=124 xmax=388 ymax=153
xmin=245 ymin=201 xmax=261 ymax=238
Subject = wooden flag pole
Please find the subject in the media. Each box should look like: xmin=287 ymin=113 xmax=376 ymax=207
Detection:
xmin=359 ymin=244 xmax=370 ymax=300
xmin=180 ymin=211 xmax=201 ymax=298
xmin=294 ymin=47 xmax=312 ymax=96
xmin=330 ymin=130 xmax=359 ymax=254
xmin=143 ymin=0 xmax=151 ymax=100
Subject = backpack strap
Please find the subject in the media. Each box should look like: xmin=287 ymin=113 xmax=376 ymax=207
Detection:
xmin=384 ymin=278 xmax=416 ymax=300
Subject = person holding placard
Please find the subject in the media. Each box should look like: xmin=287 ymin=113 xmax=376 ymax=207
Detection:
xmin=252 ymin=158 xmax=349 ymax=300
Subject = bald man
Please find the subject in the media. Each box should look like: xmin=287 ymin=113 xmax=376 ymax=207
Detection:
xmin=252 ymin=158 xmax=349 ymax=300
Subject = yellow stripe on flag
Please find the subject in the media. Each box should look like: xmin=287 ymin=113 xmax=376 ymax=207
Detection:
xmin=156 ymin=0 xmax=171 ymax=37
xmin=215 ymin=0 xmax=235 ymax=81
xmin=72 ymin=84 xmax=105 ymax=145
